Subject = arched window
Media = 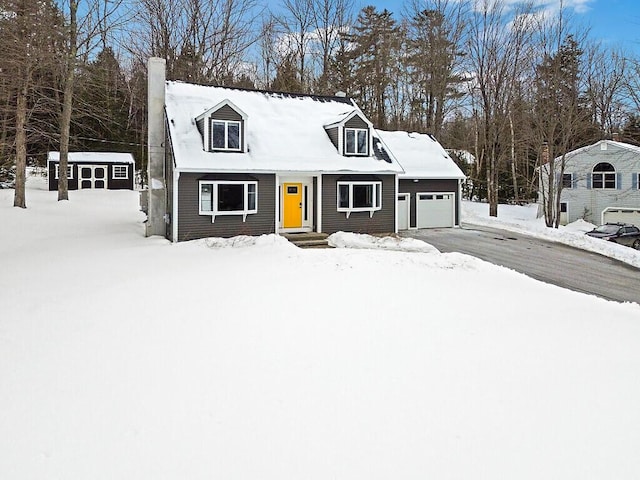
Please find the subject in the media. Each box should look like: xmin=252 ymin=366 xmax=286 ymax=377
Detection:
xmin=592 ymin=162 xmax=616 ymax=189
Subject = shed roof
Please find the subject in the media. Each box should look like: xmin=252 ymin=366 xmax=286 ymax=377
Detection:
xmin=47 ymin=152 xmax=134 ymax=164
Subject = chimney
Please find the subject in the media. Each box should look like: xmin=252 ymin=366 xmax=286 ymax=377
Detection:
xmin=145 ymin=57 xmax=167 ymax=238
xmin=612 ymin=132 xmax=620 ymax=142
xmin=335 ymin=91 xmax=346 ymax=98
xmin=541 ymin=142 xmax=549 ymax=164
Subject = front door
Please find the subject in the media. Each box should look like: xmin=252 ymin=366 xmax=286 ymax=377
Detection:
xmin=283 ymin=183 xmax=303 ymax=228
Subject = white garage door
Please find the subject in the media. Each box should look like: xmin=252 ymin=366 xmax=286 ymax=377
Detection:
xmin=602 ymin=208 xmax=640 ymax=226
xmin=398 ymin=193 xmax=409 ymax=230
xmin=416 ymin=192 xmax=455 ymax=228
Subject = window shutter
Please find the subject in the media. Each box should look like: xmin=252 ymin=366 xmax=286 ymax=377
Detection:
xmin=617 ymin=172 xmax=622 ymax=190
xmin=586 ymin=173 xmax=592 ymax=189
xmin=555 ymin=173 xmax=560 ymax=186
xmin=572 ymin=174 xmax=577 ymax=189
xmin=632 ymin=173 xmax=638 ymax=190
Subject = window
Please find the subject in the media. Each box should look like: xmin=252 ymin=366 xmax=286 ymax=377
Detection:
xmin=345 ymin=128 xmax=368 ymax=155
xmin=592 ymin=162 xmax=616 ymax=189
xmin=199 ymin=180 xmax=257 ymax=222
xmin=112 ymin=165 xmax=128 ymax=179
xmin=54 ymin=164 xmax=73 ymax=179
xmin=210 ymin=120 xmax=241 ymax=151
xmin=562 ymin=173 xmax=573 ymax=188
xmin=337 ymin=181 xmax=382 ymax=218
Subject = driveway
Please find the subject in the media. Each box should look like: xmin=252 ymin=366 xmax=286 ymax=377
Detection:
xmin=401 ymin=224 xmax=639 ymax=305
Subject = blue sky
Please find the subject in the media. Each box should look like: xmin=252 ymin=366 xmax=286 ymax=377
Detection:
xmin=353 ymin=0 xmax=640 ymax=54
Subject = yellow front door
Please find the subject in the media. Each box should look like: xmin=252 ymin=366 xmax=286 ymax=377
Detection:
xmin=283 ymin=183 xmax=303 ymax=228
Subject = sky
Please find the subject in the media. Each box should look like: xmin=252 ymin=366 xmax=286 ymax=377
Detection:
xmin=1 ymin=173 xmax=640 ymax=479
xmin=356 ymin=0 xmax=640 ymax=53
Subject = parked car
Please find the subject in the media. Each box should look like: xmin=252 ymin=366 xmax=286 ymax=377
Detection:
xmin=585 ymin=223 xmax=640 ymax=250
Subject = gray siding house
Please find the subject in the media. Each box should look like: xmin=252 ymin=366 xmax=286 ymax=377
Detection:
xmin=377 ymin=131 xmax=465 ymax=230
xmin=538 ymin=140 xmax=640 ymax=225
xmin=145 ymin=58 xmax=403 ymax=242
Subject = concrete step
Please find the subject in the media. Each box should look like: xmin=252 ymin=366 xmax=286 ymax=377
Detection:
xmin=282 ymin=232 xmax=333 ymax=248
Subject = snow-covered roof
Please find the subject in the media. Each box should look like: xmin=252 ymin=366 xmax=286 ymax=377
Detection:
xmin=376 ymin=130 xmax=466 ymax=179
xmin=164 ymin=82 xmax=403 ymax=174
xmin=550 ymin=139 xmax=640 ymax=164
xmin=47 ymin=152 xmax=134 ymax=164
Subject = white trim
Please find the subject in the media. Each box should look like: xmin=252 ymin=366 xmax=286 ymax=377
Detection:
xmin=210 ymin=119 xmax=242 ymax=152
xmin=415 ymin=191 xmax=456 ymax=228
xmin=317 ymin=175 xmax=323 ymax=233
xmin=278 ymin=176 xmax=314 ymax=232
xmin=397 ymin=192 xmax=409 ymax=231
xmin=198 ymin=180 xmax=258 ymax=223
xmin=77 ymin=164 xmax=108 ymax=189
xmin=173 ymin=170 xmax=180 ymax=242
xmin=337 ymin=181 xmax=382 ymax=218
xmin=275 ymin=173 xmax=280 ymax=235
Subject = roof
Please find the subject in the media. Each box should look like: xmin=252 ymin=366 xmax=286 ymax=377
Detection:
xmin=551 ymin=139 xmax=640 ymax=164
xmin=164 ymin=82 xmax=403 ymax=174
xmin=47 ymin=152 xmax=134 ymax=164
xmin=376 ymin=130 xmax=466 ymax=179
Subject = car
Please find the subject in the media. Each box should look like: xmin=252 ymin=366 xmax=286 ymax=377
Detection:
xmin=585 ymin=223 xmax=640 ymax=250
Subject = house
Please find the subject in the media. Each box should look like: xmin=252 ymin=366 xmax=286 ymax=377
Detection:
xmin=538 ymin=139 xmax=640 ymax=225
xmin=145 ymin=58 xmax=405 ymax=242
xmin=377 ymin=131 xmax=465 ymax=229
xmin=47 ymin=151 xmax=135 ymax=191
xmin=144 ymin=58 xmax=466 ymax=242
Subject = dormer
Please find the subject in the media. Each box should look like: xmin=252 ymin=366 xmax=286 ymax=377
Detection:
xmin=324 ymin=110 xmax=373 ymax=157
xmin=195 ymin=99 xmax=248 ymax=153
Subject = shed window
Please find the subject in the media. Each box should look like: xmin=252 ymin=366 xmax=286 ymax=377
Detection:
xmin=199 ymin=180 xmax=257 ymax=222
xmin=210 ymin=120 xmax=241 ymax=151
xmin=112 ymin=165 xmax=128 ymax=179
xmin=592 ymin=163 xmax=616 ymax=189
xmin=55 ymin=164 xmax=73 ymax=179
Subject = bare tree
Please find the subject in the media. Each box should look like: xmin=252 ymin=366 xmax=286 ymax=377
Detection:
xmin=465 ymin=0 xmax=535 ymax=216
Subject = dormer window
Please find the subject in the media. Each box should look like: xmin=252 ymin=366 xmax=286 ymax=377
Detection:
xmin=211 ymin=120 xmax=241 ymax=151
xmin=196 ymin=100 xmax=247 ymax=153
xmin=345 ymin=128 xmax=368 ymax=155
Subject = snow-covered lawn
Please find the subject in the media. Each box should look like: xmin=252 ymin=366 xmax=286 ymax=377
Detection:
xmin=1 ymin=177 xmax=639 ymax=479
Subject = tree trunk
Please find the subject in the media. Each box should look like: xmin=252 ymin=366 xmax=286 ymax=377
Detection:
xmin=13 ymin=82 xmax=28 ymax=209
xmin=509 ymin=112 xmax=519 ymax=203
xmin=58 ymin=0 xmax=78 ymax=202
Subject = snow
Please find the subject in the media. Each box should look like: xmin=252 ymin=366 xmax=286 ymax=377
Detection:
xmin=165 ymin=82 xmax=403 ymax=174
xmin=377 ymin=130 xmax=466 ymax=179
xmin=47 ymin=151 xmax=135 ymax=164
xmin=1 ymin=175 xmax=640 ymax=480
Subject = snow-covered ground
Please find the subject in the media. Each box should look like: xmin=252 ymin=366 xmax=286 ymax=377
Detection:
xmin=1 ymin=176 xmax=639 ymax=480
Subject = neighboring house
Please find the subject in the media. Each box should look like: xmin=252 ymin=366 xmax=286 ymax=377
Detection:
xmin=377 ymin=131 xmax=466 ymax=230
xmin=47 ymin=152 xmax=135 ymax=191
xmin=538 ymin=139 xmax=640 ymax=225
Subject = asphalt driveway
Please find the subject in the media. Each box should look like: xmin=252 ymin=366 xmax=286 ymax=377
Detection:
xmin=401 ymin=224 xmax=639 ymax=305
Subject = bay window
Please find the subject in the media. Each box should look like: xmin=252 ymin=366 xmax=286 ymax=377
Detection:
xmin=199 ymin=180 xmax=257 ymax=222
xmin=337 ymin=181 xmax=382 ymax=218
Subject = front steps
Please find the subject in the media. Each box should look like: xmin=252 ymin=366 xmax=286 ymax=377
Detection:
xmin=282 ymin=232 xmax=333 ymax=249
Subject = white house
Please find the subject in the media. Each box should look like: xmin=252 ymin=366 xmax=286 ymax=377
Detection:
xmin=538 ymin=139 xmax=640 ymax=225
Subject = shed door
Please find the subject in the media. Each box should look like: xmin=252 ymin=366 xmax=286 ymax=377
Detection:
xmin=416 ymin=193 xmax=454 ymax=228
xmin=398 ymin=193 xmax=409 ymax=230
xmin=79 ymin=165 xmax=106 ymax=189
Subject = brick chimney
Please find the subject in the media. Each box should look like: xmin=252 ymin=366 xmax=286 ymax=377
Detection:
xmin=612 ymin=132 xmax=620 ymax=142
xmin=541 ymin=142 xmax=549 ymax=164
xmin=145 ymin=57 xmax=167 ymax=238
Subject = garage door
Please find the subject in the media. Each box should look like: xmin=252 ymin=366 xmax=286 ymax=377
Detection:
xmin=416 ymin=193 xmax=455 ymax=228
xmin=398 ymin=193 xmax=409 ymax=230
xmin=602 ymin=207 xmax=640 ymax=226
